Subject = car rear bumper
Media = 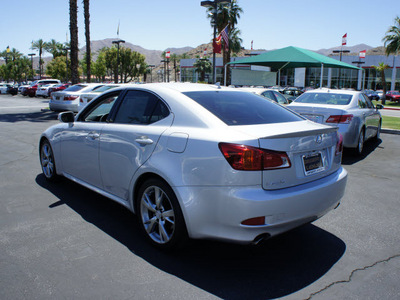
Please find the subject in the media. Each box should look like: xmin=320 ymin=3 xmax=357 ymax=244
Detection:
xmin=49 ymin=101 xmax=79 ymax=112
xmin=175 ymin=167 xmax=347 ymax=244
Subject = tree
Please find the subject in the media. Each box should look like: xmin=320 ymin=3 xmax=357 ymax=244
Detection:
xmin=46 ymin=56 xmax=70 ymax=80
xmin=83 ymin=0 xmax=91 ymax=82
xmin=45 ymin=39 xmax=64 ymax=59
xmin=31 ymin=39 xmax=46 ymax=79
xmin=69 ymin=0 xmax=79 ymax=84
xmin=92 ymin=50 xmax=107 ymax=82
xmin=372 ymin=63 xmax=390 ymax=105
xmin=383 ymin=16 xmax=400 ymax=56
xmin=193 ymin=57 xmax=212 ymax=82
xmin=207 ymin=0 xmax=243 ymax=85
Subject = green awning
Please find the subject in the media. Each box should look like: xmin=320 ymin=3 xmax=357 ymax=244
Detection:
xmin=228 ymin=46 xmax=360 ymax=70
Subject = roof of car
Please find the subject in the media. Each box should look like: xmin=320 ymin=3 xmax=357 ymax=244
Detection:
xmin=304 ymin=88 xmax=361 ymax=95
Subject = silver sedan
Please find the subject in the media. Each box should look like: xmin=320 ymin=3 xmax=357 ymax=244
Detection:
xmin=39 ymin=83 xmax=347 ymax=250
xmin=288 ymin=89 xmax=383 ymax=155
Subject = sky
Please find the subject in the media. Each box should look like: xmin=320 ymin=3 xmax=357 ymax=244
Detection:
xmin=1 ymin=0 xmax=400 ymax=57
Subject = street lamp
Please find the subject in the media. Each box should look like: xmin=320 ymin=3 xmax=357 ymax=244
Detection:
xmin=28 ymin=53 xmax=36 ymax=80
xmin=201 ymin=0 xmax=231 ymax=84
xmin=112 ymin=39 xmax=125 ymax=83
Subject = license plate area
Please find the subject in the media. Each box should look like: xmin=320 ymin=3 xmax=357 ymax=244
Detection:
xmin=303 ymin=114 xmax=323 ymax=123
xmin=303 ymin=152 xmax=324 ymax=176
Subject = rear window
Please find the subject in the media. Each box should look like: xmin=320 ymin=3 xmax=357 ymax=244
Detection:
xmin=92 ymin=85 xmax=118 ymax=93
xmin=64 ymin=84 xmax=88 ymax=92
xmin=183 ymin=91 xmax=303 ymax=125
xmin=294 ymin=92 xmax=353 ymax=105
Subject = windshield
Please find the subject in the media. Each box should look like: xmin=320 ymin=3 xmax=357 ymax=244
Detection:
xmin=183 ymin=91 xmax=303 ymax=126
xmin=294 ymin=92 xmax=353 ymax=105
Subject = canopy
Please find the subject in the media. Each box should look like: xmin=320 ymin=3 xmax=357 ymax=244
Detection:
xmin=228 ymin=46 xmax=360 ymax=70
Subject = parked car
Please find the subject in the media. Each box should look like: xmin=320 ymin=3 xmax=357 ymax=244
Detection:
xmin=0 ymin=83 xmax=11 ymax=94
xmin=7 ymin=84 xmax=18 ymax=95
xmin=376 ymin=90 xmax=385 ymax=100
xmin=19 ymin=84 xmax=30 ymax=94
xmin=385 ymin=91 xmax=400 ymax=102
xmin=238 ymin=87 xmax=289 ymax=104
xmin=281 ymin=88 xmax=304 ymax=102
xmin=78 ymin=84 xmax=123 ymax=111
xmin=40 ymin=83 xmax=347 ymax=250
xmin=36 ymin=84 xmax=58 ymax=98
xmin=288 ymin=88 xmax=383 ymax=155
xmin=48 ymin=83 xmax=71 ymax=97
xmin=363 ymin=89 xmax=380 ymax=101
xmin=49 ymin=83 xmax=104 ymax=112
xmin=25 ymin=79 xmax=61 ymax=97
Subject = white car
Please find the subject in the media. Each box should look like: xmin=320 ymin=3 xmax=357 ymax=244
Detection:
xmin=49 ymin=83 xmax=104 ymax=112
xmin=288 ymin=88 xmax=382 ymax=155
xmin=78 ymin=84 xmax=124 ymax=111
xmin=36 ymin=84 xmax=58 ymax=97
xmin=0 ymin=83 xmax=11 ymax=94
xmin=238 ymin=87 xmax=289 ymax=105
xmin=40 ymin=83 xmax=347 ymax=249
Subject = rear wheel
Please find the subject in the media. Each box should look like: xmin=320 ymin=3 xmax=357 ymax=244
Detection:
xmin=354 ymin=129 xmax=365 ymax=156
xmin=136 ymin=178 xmax=187 ymax=250
xmin=373 ymin=122 xmax=381 ymax=141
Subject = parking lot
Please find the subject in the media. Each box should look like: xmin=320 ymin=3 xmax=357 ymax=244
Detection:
xmin=1 ymin=94 xmax=399 ymax=300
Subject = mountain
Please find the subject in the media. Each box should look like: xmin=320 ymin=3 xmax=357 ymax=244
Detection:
xmin=316 ymin=44 xmax=374 ymax=56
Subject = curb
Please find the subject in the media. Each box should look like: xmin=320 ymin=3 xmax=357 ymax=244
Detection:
xmin=381 ymin=128 xmax=400 ymax=135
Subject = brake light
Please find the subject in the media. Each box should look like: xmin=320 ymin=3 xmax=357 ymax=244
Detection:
xmin=326 ymin=114 xmax=353 ymax=124
xmin=218 ymin=143 xmax=291 ymax=171
xmin=64 ymin=95 xmax=78 ymax=101
xmin=335 ymin=133 xmax=343 ymax=156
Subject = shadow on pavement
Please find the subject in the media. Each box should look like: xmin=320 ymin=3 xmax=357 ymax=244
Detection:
xmin=0 ymin=110 xmax=58 ymax=123
xmin=36 ymin=174 xmax=346 ymax=300
xmin=342 ymin=138 xmax=383 ymax=165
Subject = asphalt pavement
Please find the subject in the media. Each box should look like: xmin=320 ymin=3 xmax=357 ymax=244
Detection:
xmin=0 ymin=94 xmax=399 ymax=299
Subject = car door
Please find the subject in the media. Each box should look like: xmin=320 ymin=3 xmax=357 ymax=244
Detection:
xmin=99 ymin=90 xmax=173 ymax=201
xmin=60 ymin=92 xmax=120 ymax=188
xmin=358 ymin=94 xmax=379 ymax=139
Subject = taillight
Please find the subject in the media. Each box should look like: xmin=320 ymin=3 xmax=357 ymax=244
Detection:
xmin=326 ymin=114 xmax=353 ymax=124
xmin=64 ymin=95 xmax=78 ymax=101
xmin=335 ymin=133 xmax=343 ymax=156
xmin=218 ymin=143 xmax=291 ymax=171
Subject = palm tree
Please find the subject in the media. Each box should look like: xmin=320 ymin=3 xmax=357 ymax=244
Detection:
xmin=193 ymin=57 xmax=212 ymax=82
xmin=69 ymin=0 xmax=79 ymax=84
xmin=31 ymin=39 xmax=46 ymax=79
xmin=83 ymin=0 xmax=91 ymax=82
xmin=383 ymin=16 xmax=400 ymax=56
xmin=45 ymin=39 xmax=63 ymax=59
xmin=373 ymin=62 xmax=390 ymax=104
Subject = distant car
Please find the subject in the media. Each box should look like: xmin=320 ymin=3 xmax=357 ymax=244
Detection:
xmin=25 ymin=79 xmax=61 ymax=97
xmin=78 ymin=84 xmax=123 ymax=111
xmin=282 ymin=88 xmax=304 ymax=102
xmin=385 ymin=91 xmax=400 ymax=102
xmin=288 ymin=88 xmax=383 ymax=155
xmin=376 ymin=90 xmax=385 ymax=100
xmin=39 ymin=83 xmax=347 ymax=250
xmin=36 ymin=84 xmax=58 ymax=98
xmin=238 ymin=87 xmax=289 ymax=105
xmin=7 ymin=84 xmax=18 ymax=95
xmin=0 ymin=83 xmax=11 ymax=94
xmin=48 ymin=83 xmax=71 ymax=97
xmin=19 ymin=84 xmax=30 ymax=94
xmin=49 ymin=83 xmax=104 ymax=112
xmin=363 ymin=89 xmax=380 ymax=101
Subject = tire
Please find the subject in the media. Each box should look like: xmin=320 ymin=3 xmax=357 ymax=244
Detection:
xmin=136 ymin=178 xmax=187 ymax=250
xmin=40 ymin=139 xmax=59 ymax=181
xmin=354 ymin=129 xmax=365 ymax=156
xmin=373 ymin=122 xmax=381 ymax=141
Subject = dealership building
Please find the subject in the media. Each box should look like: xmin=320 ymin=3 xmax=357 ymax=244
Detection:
xmin=180 ymin=52 xmax=399 ymax=91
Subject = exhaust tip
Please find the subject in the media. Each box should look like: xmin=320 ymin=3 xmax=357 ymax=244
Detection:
xmin=252 ymin=233 xmax=271 ymax=245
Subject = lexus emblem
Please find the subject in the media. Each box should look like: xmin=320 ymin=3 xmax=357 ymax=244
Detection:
xmin=316 ymin=135 xmax=323 ymax=144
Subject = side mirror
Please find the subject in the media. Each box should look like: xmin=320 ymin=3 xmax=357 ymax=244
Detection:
xmin=375 ymin=104 xmax=384 ymax=110
xmin=58 ymin=111 xmax=75 ymax=123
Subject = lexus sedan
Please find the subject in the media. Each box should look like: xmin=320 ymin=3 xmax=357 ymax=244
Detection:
xmin=40 ymin=83 xmax=347 ymax=249
xmin=288 ymin=89 xmax=383 ymax=155
xmin=78 ymin=84 xmax=124 ymax=111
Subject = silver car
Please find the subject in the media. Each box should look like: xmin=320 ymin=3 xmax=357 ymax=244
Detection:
xmin=40 ymin=83 xmax=347 ymax=250
xmin=288 ymin=89 xmax=383 ymax=155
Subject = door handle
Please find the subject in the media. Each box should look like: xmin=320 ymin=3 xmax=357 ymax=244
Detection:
xmin=135 ymin=137 xmax=154 ymax=145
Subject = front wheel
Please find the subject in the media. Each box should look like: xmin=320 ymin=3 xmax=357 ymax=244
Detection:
xmin=40 ymin=140 xmax=58 ymax=181
xmin=136 ymin=179 xmax=187 ymax=250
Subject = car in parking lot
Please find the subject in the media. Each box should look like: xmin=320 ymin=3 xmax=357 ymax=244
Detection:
xmin=363 ymin=89 xmax=380 ymax=101
xmin=288 ymin=88 xmax=382 ymax=155
xmin=40 ymin=83 xmax=347 ymax=249
xmin=78 ymin=84 xmax=124 ymax=111
xmin=48 ymin=83 xmax=71 ymax=97
xmin=238 ymin=87 xmax=289 ymax=104
xmin=36 ymin=84 xmax=58 ymax=97
xmin=49 ymin=83 xmax=104 ymax=112
xmin=385 ymin=91 xmax=400 ymax=102
xmin=0 ymin=83 xmax=11 ymax=94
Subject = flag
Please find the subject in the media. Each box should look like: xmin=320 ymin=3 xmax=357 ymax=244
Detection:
xmin=117 ymin=20 xmax=120 ymax=37
xmin=251 ymin=40 xmax=253 ymax=50
xmin=342 ymin=33 xmax=347 ymax=46
xmin=203 ymin=48 xmax=207 ymax=56
xmin=359 ymin=50 xmax=366 ymax=59
xmin=220 ymin=25 xmax=229 ymax=51
xmin=6 ymin=45 xmax=10 ymax=53
xmin=213 ymin=35 xmax=222 ymax=54
xmin=165 ymin=51 xmax=171 ymax=59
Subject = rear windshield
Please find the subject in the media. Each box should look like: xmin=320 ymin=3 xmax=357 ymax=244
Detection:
xmin=294 ymin=92 xmax=353 ymax=105
xmin=64 ymin=84 xmax=88 ymax=92
xmin=183 ymin=91 xmax=303 ymax=125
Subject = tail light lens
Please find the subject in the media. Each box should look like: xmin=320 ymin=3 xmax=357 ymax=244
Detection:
xmin=326 ymin=114 xmax=353 ymax=124
xmin=335 ymin=133 xmax=343 ymax=156
xmin=64 ymin=95 xmax=78 ymax=101
xmin=218 ymin=143 xmax=291 ymax=171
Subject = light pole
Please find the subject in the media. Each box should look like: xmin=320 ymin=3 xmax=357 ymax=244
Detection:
xmin=201 ymin=0 xmax=231 ymax=84
xmin=28 ymin=53 xmax=36 ymax=80
xmin=62 ymin=47 xmax=70 ymax=82
xmin=112 ymin=39 xmax=125 ymax=83
xmin=333 ymin=49 xmax=350 ymax=88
